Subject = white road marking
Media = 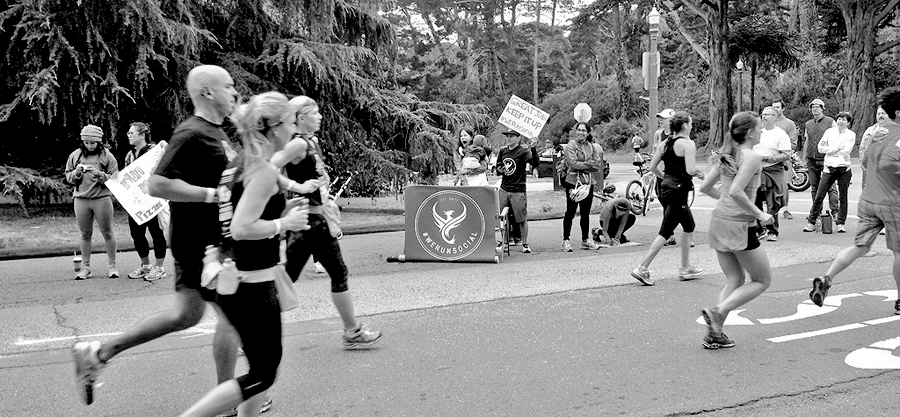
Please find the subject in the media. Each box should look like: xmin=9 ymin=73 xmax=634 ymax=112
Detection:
xmin=13 ymin=324 xmax=217 ymax=347
xmin=768 ymin=323 xmax=867 ymax=343
xmin=862 ymin=290 xmax=899 ymax=302
xmin=845 ymin=336 xmax=900 ymax=370
xmin=694 ymin=294 xmax=864 ymax=327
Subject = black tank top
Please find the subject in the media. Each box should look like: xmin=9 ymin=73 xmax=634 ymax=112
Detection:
xmin=218 ymin=155 xmax=286 ymax=271
xmin=662 ymin=136 xmax=691 ymax=184
xmin=284 ymin=136 xmax=325 ymax=206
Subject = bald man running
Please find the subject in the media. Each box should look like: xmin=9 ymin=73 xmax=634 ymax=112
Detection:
xmin=71 ymin=65 xmax=250 ymax=411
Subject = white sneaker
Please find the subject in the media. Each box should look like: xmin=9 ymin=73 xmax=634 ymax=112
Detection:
xmin=314 ymin=262 xmax=326 ymax=274
xmin=144 ymin=266 xmax=166 ymax=281
xmin=72 ymin=341 xmax=105 ymax=405
xmin=562 ymin=239 xmax=573 ymax=252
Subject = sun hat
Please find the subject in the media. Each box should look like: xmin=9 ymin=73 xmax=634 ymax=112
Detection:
xmin=80 ymin=124 xmax=104 ymax=141
xmin=656 ymin=109 xmax=675 ymax=118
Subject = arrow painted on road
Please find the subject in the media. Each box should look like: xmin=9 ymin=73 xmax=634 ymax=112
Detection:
xmin=694 ymin=294 xmax=865 ymax=327
xmin=845 ymin=337 xmax=900 ymax=370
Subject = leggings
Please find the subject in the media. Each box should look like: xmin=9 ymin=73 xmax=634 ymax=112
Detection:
xmin=128 ymin=215 xmax=167 ymax=260
xmin=563 ymin=183 xmax=594 ymax=241
xmin=284 ymin=214 xmax=350 ymax=292
xmin=74 ymin=196 xmax=116 ymax=266
xmin=217 ymin=281 xmax=282 ymax=400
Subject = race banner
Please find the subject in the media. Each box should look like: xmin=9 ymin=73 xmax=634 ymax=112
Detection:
xmin=106 ymin=141 xmax=168 ymax=225
xmin=402 ymin=186 xmax=499 ymax=263
xmin=497 ymin=95 xmax=550 ymax=139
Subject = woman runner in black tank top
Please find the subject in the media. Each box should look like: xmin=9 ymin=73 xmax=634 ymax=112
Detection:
xmin=270 ymin=95 xmax=382 ymax=350
xmin=182 ymin=92 xmax=310 ymax=416
xmin=629 ymin=111 xmax=705 ymax=286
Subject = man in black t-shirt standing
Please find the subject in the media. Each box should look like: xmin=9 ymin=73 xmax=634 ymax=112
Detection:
xmin=497 ymin=128 xmax=539 ymax=253
xmin=71 ymin=65 xmax=249 ymax=409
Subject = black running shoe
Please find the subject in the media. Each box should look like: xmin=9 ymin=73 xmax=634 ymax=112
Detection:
xmin=702 ymin=332 xmax=735 ymax=349
xmin=809 ymin=276 xmax=831 ymax=307
xmin=895 ymin=300 xmax=900 ymax=315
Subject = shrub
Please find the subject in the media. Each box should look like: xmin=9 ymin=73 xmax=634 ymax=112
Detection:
xmin=595 ymin=118 xmax=637 ymax=152
xmin=0 ymin=166 xmax=70 ymax=217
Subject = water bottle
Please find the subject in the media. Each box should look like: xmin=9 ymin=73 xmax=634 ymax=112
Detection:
xmin=821 ymin=210 xmax=833 ymax=234
xmin=73 ymin=252 xmax=82 ymax=272
xmin=216 ymin=258 xmax=240 ymax=295
xmin=200 ymin=246 xmax=222 ymax=289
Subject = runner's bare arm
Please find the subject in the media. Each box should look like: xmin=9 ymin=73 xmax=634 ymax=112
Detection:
xmin=148 ymin=174 xmax=214 ymax=203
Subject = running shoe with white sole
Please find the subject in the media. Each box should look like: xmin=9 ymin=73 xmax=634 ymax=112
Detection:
xmin=127 ymin=265 xmax=151 ymax=279
xmin=314 ymin=261 xmax=326 ymax=274
xmin=72 ymin=341 xmax=104 ymax=405
xmin=678 ymin=266 xmax=703 ymax=280
xmin=75 ymin=267 xmax=92 ymax=280
xmin=561 ymin=239 xmax=573 ymax=252
xmin=630 ymin=266 xmax=654 ymax=286
xmin=144 ymin=265 xmax=166 ymax=281
xmin=343 ymin=323 xmax=382 ymax=349
xmin=107 ymin=266 xmax=120 ymax=279
xmin=702 ymin=332 xmax=735 ymax=349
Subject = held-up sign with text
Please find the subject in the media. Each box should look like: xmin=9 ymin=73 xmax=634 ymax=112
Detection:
xmin=498 ymin=95 xmax=550 ymax=139
xmin=106 ymin=141 xmax=168 ymax=225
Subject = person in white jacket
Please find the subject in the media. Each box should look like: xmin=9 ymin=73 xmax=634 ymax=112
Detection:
xmin=807 ymin=111 xmax=855 ymax=233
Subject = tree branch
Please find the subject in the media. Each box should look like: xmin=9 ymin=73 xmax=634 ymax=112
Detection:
xmin=662 ymin=7 xmax=709 ymax=64
xmin=876 ymin=36 xmax=900 ymax=56
xmin=877 ymin=0 xmax=900 ymax=27
xmin=678 ymin=0 xmax=709 ymax=23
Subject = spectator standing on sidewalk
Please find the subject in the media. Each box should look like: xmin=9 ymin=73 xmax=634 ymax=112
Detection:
xmin=64 ymin=124 xmax=120 ymax=280
xmin=809 ymin=87 xmax=900 ymax=314
xmin=805 ymin=111 xmax=856 ymax=234
xmin=699 ymin=111 xmax=774 ymax=349
xmin=772 ymin=99 xmax=798 ymax=219
xmin=802 ymin=99 xmax=839 ymax=227
xmin=561 ymin=122 xmax=603 ymax=252
xmin=752 ymin=107 xmax=792 ymax=241
xmin=497 ymin=128 xmax=538 ymax=254
xmin=631 ymin=111 xmax=704 ymax=285
xmin=124 ymin=122 xmax=168 ymax=282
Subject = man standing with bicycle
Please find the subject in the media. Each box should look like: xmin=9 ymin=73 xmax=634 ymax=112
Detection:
xmin=754 ymin=107 xmax=793 ymax=241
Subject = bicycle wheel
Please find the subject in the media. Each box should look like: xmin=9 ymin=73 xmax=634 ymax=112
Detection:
xmin=688 ymin=188 xmax=695 ymax=207
xmin=624 ymin=180 xmax=645 ymax=216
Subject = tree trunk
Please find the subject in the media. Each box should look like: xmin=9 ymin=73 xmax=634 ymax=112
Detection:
xmin=534 ymin=0 xmax=541 ymax=105
xmin=788 ymin=0 xmax=799 ymax=33
xmin=798 ymin=0 xmax=817 ymax=51
xmin=706 ymin=1 xmax=733 ymax=150
xmin=840 ymin=1 xmax=878 ymax=148
xmin=550 ymin=0 xmax=557 ymax=30
xmin=612 ymin=2 xmax=629 ymax=118
xmin=750 ymin=59 xmax=757 ymax=111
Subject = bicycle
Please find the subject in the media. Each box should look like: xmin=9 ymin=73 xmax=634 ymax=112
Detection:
xmin=623 ymin=153 xmax=694 ymax=216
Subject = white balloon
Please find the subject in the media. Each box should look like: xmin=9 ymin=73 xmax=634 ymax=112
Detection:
xmin=574 ymin=103 xmax=591 ymax=123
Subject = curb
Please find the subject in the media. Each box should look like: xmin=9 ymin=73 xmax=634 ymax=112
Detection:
xmin=0 ymin=209 xmax=589 ymax=261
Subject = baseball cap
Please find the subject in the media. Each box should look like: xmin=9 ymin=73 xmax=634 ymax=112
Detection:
xmin=80 ymin=124 xmax=104 ymax=141
xmin=808 ymin=98 xmax=825 ymax=109
xmin=655 ymin=109 xmax=675 ymax=118
xmin=501 ymin=127 xmax=520 ymax=136
xmin=614 ymin=199 xmax=631 ymax=212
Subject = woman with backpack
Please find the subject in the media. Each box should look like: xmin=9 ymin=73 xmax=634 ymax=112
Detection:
xmin=560 ymin=122 xmax=603 ymax=252
xmin=64 ymin=124 xmax=120 ymax=280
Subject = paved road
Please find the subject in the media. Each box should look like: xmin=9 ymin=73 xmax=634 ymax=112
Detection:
xmin=2 ymin=162 xmax=899 ymax=416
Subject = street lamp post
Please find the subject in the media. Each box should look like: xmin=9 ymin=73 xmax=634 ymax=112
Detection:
xmin=735 ymin=58 xmax=744 ymax=113
xmin=648 ymin=8 xmax=661 ymax=141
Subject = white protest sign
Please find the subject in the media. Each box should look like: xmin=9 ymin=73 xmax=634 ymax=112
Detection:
xmin=497 ymin=95 xmax=550 ymax=139
xmin=106 ymin=141 xmax=168 ymax=225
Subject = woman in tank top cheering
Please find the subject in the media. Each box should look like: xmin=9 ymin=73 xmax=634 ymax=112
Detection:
xmin=630 ymin=111 xmax=705 ymax=285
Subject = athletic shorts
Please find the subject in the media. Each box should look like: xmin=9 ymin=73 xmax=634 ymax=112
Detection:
xmin=708 ymin=217 xmax=760 ymax=252
xmin=499 ymin=189 xmax=528 ymax=222
xmin=855 ymin=200 xmax=900 ymax=251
